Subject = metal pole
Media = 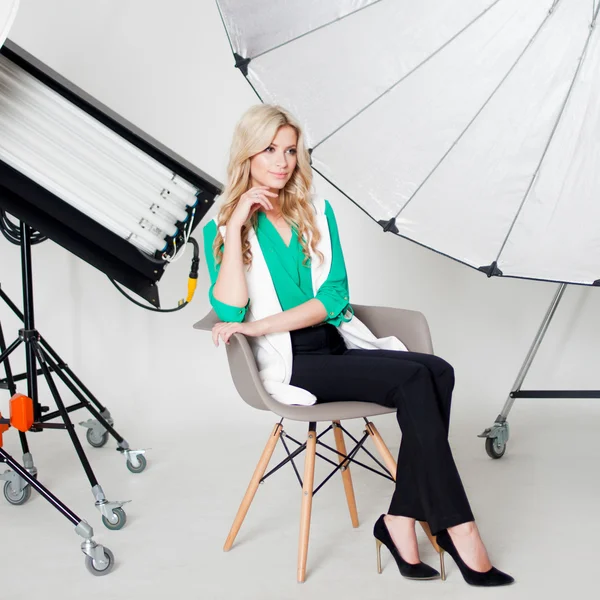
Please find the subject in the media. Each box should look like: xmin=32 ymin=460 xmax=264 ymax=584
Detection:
xmin=0 ymin=448 xmax=80 ymax=525
xmin=31 ymin=340 xmax=99 ymax=487
xmin=0 ymin=321 xmax=30 ymax=455
xmin=496 ymin=283 xmax=567 ymax=422
xmin=20 ymin=222 xmax=40 ymax=421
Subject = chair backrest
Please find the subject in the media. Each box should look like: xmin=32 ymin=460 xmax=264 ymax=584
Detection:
xmin=352 ymin=304 xmax=433 ymax=354
xmin=193 ymin=304 xmax=433 ymax=412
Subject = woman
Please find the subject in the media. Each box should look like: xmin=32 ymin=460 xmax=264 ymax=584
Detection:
xmin=203 ymin=104 xmax=514 ymax=587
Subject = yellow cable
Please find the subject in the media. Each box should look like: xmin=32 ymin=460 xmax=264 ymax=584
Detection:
xmin=186 ymin=278 xmax=198 ymax=303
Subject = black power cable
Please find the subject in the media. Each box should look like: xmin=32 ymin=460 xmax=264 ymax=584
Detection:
xmin=1 ymin=207 xmax=200 ymax=313
xmin=0 ymin=209 xmax=48 ymax=245
xmin=108 ymin=237 xmax=200 ymax=313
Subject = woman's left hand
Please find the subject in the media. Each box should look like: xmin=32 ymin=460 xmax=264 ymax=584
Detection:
xmin=211 ymin=320 xmax=266 ymax=347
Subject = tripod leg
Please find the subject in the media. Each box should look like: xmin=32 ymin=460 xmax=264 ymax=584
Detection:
xmin=39 ymin=336 xmax=109 ymax=413
xmin=30 ymin=339 xmax=131 ymax=530
xmin=0 ymin=448 xmax=115 ymax=575
xmin=478 ymin=282 xmax=567 ymax=459
xmin=39 ymin=348 xmax=147 ymax=472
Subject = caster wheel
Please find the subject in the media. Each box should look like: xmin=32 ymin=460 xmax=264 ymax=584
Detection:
xmin=4 ymin=480 xmax=32 ymax=505
xmin=102 ymin=507 xmax=126 ymax=531
xmin=85 ymin=547 xmax=115 ymax=576
xmin=485 ymin=437 xmax=506 ymax=459
xmin=86 ymin=428 xmax=109 ymax=448
xmin=126 ymin=454 xmax=147 ymax=474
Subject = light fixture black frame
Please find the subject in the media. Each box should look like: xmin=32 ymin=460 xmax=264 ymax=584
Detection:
xmin=0 ymin=39 xmax=222 ymax=307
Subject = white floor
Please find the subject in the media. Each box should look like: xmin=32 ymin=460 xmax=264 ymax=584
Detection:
xmin=2 ymin=394 xmax=599 ymax=600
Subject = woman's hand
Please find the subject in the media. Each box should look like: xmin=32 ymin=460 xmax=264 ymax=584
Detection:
xmin=228 ymin=186 xmax=278 ymax=229
xmin=211 ymin=320 xmax=266 ymax=347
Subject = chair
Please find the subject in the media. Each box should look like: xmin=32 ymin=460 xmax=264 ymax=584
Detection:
xmin=194 ymin=304 xmax=443 ymax=582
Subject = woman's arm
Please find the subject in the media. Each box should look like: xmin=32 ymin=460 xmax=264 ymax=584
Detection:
xmin=211 ymin=299 xmax=326 ymax=346
xmin=211 ymin=222 xmax=249 ymax=308
xmin=207 ymin=186 xmax=277 ymax=313
xmin=203 ymin=220 xmax=249 ymax=322
xmin=314 ymin=200 xmax=352 ymax=324
xmin=259 ymin=298 xmax=326 ymax=334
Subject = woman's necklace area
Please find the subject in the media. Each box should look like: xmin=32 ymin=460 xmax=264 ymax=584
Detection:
xmin=266 ymin=210 xmax=292 ymax=245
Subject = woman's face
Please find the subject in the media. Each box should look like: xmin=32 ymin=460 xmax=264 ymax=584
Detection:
xmin=249 ymin=125 xmax=298 ymax=194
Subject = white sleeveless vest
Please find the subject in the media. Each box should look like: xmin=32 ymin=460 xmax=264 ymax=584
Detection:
xmin=216 ymin=195 xmax=407 ymax=406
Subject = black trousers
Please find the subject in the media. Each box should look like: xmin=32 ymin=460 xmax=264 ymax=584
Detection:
xmin=289 ymin=324 xmax=474 ymax=535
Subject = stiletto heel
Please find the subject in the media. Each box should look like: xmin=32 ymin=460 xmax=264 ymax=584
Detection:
xmin=373 ymin=515 xmax=440 ymax=580
xmin=439 ymin=549 xmax=446 ymax=581
xmin=435 ymin=529 xmax=514 ymax=587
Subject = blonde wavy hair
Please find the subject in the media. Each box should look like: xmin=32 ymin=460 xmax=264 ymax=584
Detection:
xmin=213 ymin=104 xmax=322 ymax=267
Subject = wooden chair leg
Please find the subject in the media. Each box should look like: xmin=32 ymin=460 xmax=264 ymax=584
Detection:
xmin=365 ymin=420 xmax=442 ymax=559
xmin=365 ymin=421 xmax=397 ymax=478
xmin=223 ymin=422 xmax=282 ymax=552
xmin=332 ymin=421 xmax=359 ymax=528
xmin=297 ymin=422 xmax=317 ymax=583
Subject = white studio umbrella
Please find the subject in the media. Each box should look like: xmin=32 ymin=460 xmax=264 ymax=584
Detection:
xmin=216 ymin=0 xmax=600 ymax=286
xmin=0 ymin=0 xmax=19 ymax=49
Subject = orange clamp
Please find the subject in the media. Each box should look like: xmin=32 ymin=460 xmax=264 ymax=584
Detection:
xmin=10 ymin=393 xmax=34 ymax=433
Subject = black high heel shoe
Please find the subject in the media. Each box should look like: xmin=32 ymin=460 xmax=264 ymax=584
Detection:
xmin=373 ymin=515 xmax=440 ymax=580
xmin=435 ymin=529 xmax=515 ymax=587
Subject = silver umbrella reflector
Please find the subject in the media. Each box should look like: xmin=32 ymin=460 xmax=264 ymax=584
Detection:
xmin=0 ymin=0 xmax=19 ymax=48
xmin=217 ymin=0 xmax=600 ymax=285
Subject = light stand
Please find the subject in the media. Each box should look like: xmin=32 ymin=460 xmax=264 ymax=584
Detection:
xmin=0 ymin=34 xmax=222 ymax=576
xmin=0 ymin=222 xmax=139 ymax=528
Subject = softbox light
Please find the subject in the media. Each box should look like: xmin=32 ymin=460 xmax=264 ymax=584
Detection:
xmin=0 ymin=39 xmax=222 ymax=306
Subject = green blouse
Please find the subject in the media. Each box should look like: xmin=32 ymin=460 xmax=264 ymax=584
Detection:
xmin=203 ymin=200 xmax=353 ymax=325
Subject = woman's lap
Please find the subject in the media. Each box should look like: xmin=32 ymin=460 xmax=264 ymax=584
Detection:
xmin=290 ymin=348 xmax=452 ymax=406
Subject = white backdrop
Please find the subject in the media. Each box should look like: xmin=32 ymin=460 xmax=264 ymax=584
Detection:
xmin=1 ymin=0 xmax=600 ymax=553
xmin=2 ymin=1 xmax=600 ymax=597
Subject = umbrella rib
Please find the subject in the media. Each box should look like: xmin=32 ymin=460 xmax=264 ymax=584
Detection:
xmin=391 ymin=0 xmax=559 ymax=221
xmin=215 ymin=1 xmax=236 ymax=62
xmin=216 ymin=2 xmax=266 ymax=102
xmin=312 ymin=167 xmax=591 ymax=288
xmin=311 ymin=164 xmax=504 ymax=275
xmin=494 ymin=3 xmax=600 ymax=266
xmin=251 ymin=0 xmax=386 ymax=61
xmin=311 ymin=0 xmax=505 ymax=152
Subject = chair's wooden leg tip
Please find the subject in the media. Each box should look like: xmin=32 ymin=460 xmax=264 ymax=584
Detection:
xmin=297 ymin=573 xmax=306 ymax=583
